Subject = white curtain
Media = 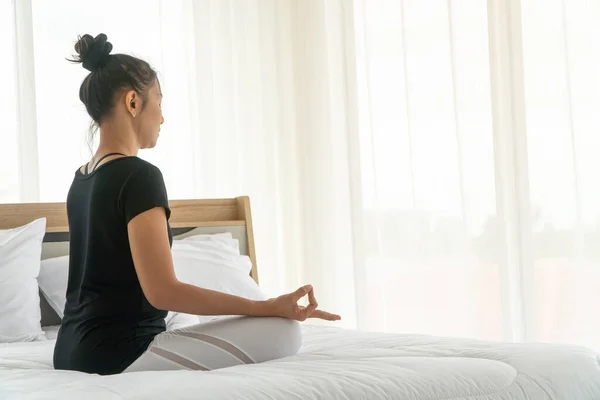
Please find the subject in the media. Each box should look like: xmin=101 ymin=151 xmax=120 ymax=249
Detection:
xmin=519 ymin=0 xmax=600 ymax=348
xmin=4 ymin=0 xmax=600 ymax=350
xmin=347 ymin=0 xmax=500 ymax=338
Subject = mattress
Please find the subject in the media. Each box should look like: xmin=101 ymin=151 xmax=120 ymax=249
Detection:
xmin=1 ymin=325 xmax=600 ymax=399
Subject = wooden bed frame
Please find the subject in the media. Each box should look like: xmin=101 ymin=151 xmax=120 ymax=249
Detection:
xmin=0 ymin=197 xmax=259 ymax=283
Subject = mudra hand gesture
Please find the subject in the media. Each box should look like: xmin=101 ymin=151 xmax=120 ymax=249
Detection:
xmin=267 ymin=285 xmax=341 ymax=321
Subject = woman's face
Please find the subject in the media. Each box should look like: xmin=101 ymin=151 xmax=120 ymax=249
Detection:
xmin=136 ymin=79 xmax=164 ymax=149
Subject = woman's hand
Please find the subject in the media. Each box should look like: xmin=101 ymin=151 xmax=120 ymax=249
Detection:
xmin=265 ymin=285 xmax=341 ymax=321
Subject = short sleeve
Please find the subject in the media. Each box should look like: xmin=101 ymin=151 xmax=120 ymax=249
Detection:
xmin=118 ymin=164 xmax=171 ymax=224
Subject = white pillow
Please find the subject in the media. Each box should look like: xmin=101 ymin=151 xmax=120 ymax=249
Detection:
xmin=171 ymin=240 xmax=265 ymax=300
xmin=37 ymin=255 xmax=69 ymax=318
xmin=166 ymin=232 xmax=243 ymax=327
xmin=38 ymin=234 xmax=266 ymax=330
xmin=0 ymin=218 xmax=47 ymax=342
xmin=172 ymin=239 xmax=253 ymax=275
xmin=181 ymin=232 xmax=240 ymax=253
xmin=169 ymin=240 xmax=266 ymax=327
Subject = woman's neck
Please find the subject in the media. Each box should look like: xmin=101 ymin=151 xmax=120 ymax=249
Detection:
xmin=97 ymin=122 xmax=139 ymax=157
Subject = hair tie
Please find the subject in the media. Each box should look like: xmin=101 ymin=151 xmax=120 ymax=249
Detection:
xmin=82 ymin=34 xmax=113 ymax=72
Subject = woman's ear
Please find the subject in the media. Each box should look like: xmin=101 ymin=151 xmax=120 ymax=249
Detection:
xmin=125 ymin=90 xmax=138 ymax=118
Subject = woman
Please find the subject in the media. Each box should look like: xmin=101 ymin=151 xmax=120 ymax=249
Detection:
xmin=53 ymin=33 xmax=340 ymax=376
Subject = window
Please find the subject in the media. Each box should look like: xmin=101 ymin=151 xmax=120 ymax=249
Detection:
xmin=352 ymin=0 xmax=500 ymax=338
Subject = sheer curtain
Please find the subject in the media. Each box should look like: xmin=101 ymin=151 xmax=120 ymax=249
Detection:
xmin=349 ymin=0 xmax=500 ymax=339
xmin=0 ymin=0 xmax=20 ymax=203
xmin=520 ymin=0 xmax=600 ymax=349
xmin=4 ymin=0 xmax=600 ymax=350
xmin=294 ymin=0 xmax=504 ymax=337
xmin=292 ymin=0 xmax=600 ymax=349
xmin=339 ymin=0 xmax=600 ymax=348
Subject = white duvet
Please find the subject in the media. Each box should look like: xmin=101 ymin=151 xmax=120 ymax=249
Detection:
xmin=1 ymin=325 xmax=599 ymax=399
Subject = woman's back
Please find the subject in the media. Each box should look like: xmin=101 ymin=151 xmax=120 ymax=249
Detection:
xmin=53 ymin=156 xmax=172 ymax=375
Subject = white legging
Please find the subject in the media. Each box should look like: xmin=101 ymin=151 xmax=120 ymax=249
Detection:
xmin=123 ymin=316 xmax=302 ymax=373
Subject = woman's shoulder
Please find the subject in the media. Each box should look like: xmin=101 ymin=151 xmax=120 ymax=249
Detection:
xmin=120 ymin=156 xmax=159 ymax=169
xmin=124 ymin=157 xmax=165 ymax=181
xmin=120 ymin=157 xmax=167 ymax=195
xmin=101 ymin=156 xmax=164 ymax=181
xmin=73 ymin=156 xmax=162 ymax=179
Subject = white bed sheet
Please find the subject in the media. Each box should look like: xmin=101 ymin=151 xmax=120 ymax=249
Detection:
xmin=1 ymin=325 xmax=600 ymax=399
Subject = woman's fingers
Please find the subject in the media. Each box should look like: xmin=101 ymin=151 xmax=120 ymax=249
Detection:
xmin=286 ymin=285 xmax=340 ymax=322
xmin=309 ymin=310 xmax=341 ymax=321
xmin=291 ymin=284 xmax=312 ymax=302
xmin=305 ymin=288 xmax=318 ymax=315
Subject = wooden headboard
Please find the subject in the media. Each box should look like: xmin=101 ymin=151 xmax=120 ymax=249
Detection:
xmin=0 ymin=197 xmax=259 ymax=326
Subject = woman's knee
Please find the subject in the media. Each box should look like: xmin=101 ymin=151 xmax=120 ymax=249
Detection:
xmin=241 ymin=317 xmax=302 ymax=362
xmin=271 ymin=318 xmax=302 ymax=355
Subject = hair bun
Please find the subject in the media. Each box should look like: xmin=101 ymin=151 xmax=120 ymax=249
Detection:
xmin=74 ymin=33 xmax=113 ymax=72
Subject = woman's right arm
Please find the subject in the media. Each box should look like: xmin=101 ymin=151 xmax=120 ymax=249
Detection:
xmin=128 ymin=207 xmax=340 ymax=321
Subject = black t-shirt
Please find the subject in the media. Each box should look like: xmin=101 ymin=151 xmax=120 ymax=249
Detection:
xmin=53 ymin=156 xmax=172 ymax=375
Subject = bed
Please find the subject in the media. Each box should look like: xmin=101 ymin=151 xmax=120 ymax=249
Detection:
xmin=1 ymin=198 xmax=600 ymax=399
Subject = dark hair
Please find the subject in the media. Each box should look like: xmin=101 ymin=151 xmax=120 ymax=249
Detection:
xmin=70 ymin=33 xmax=157 ymax=129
